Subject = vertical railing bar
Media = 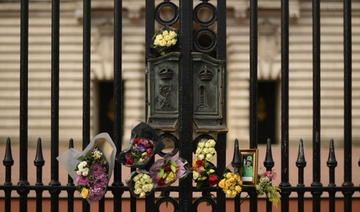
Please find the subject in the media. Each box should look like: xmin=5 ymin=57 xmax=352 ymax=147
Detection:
xmin=216 ymin=0 xmax=227 ymax=210
xmin=18 ymin=0 xmax=30 ymax=210
xmin=179 ymin=0 xmax=193 ymax=211
xmin=34 ymin=138 xmax=45 ymax=212
xmin=249 ymin=0 xmax=258 ymax=210
xmin=3 ymin=138 xmax=14 ymax=212
xmin=232 ymin=139 xmax=241 ymax=212
xmin=50 ymin=0 xmax=61 ymax=211
xmin=82 ymin=0 xmax=91 ymax=210
xmin=296 ymin=139 xmax=306 ymax=212
xmin=145 ymin=0 xmax=155 ymax=210
xmin=327 ymin=139 xmax=337 ymax=212
xmin=264 ymin=139 xmax=274 ymax=212
xmin=113 ymin=0 xmax=124 ymax=211
xmin=99 ymin=198 xmax=105 ymax=212
xmin=217 ymin=133 xmax=227 ymax=211
xmin=343 ymin=0 xmax=354 ymax=211
xmin=280 ymin=0 xmax=291 ymax=211
xmin=130 ymin=166 xmax=137 ymax=212
xmin=67 ymin=139 xmax=75 ymax=212
xmin=311 ymin=0 xmax=323 ymax=211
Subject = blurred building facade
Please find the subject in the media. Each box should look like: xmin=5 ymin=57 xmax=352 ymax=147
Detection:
xmin=0 ymin=0 xmax=359 ymax=148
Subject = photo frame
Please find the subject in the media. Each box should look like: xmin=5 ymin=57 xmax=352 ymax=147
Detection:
xmin=239 ymin=149 xmax=258 ymax=186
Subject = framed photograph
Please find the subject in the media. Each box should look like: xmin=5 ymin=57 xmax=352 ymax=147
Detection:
xmin=239 ymin=149 xmax=258 ymax=185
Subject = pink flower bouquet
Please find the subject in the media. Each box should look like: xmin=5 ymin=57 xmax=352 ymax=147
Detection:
xmin=149 ymin=157 xmax=190 ymax=187
xmin=57 ymin=133 xmax=116 ymax=202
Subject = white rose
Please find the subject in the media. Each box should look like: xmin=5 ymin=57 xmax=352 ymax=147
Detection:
xmin=203 ymin=148 xmax=210 ymax=154
xmin=198 ymin=141 xmax=205 ymax=148
xmin=156 ymin=34 xmax=163 ymax=40
xmin=134 ymin=188 xmax=142 ymax=195
xmin=205 ymin=142 xmax=212 ymax=148
xmin=193 ymin=171 xmax=199 ymax=180
xmin=195 ymin=148 xmax=202 ymax=155
xmin=198 ymin=154 xmax=205 ymax=160
xmin=206 ymin=153 xmax=213 ymax=161
xmin=169 ymin=31 xmax=176 ymax=38
xmin=76 ymin=170 xmax=82 ymax=175
xmin=159 ymin=40 xmax=166 ymax=47
xmin=209 ymin=148 xmax=216 ymax=154
xmin=162 ymin=30 xmax=169 ymax=36
xmin=82 ymin=170 xmax=89 ymax=176
xmin=142 ymin=174 xmax=150 ymax=180
xmin=139 ymin=192 xmax=146 ymax=198
xmin=209 ymin=139 xmax=216 ymax=147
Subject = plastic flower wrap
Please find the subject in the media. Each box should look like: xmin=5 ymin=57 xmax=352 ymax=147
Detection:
xmin=127 ymin=171 xmax=155 ymax=198
xmin=256 ymin=171 xmax=281 ymax=205
xmin=152 ymin=27 xmax=178 ymax=55
xmin=218 ymin=171 xmax=243 ymax=198
xmin=149 ymin=157 xmax=190 ymax=187
xmin=195 ymin=138 xmax=216 ymax=161
xmin=192 ymin=159 xmax=219 ymax=188
xmin=118 ymin=122 xmax=163 ymax=168
xmin=57 ymin=133 xmax=116 ymax=202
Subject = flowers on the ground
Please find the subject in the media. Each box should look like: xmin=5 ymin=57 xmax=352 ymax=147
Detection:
xmin=123 ymin=138 xmax=155 ymax=167
xmin=150 ymin=157 xmax=189 ymax=187
xmin=256 ymin=171 xmax=281 ymax=205
xmin=129 ymin=172 xmax=154 ymax=198
xmin=192 ymin=159 xmax=219 ymax=188
xmin=75 ymin=147 xmax=109 ymax=201
xmin=218 ymin=171 xmax=243 ymax=198
xmin=195 ymin=138 xmax=216 ymax=161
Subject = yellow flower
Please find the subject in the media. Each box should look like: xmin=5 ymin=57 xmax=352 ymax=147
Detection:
xmin=80 ymin=188 xmax=89 ymax=199
xmin=235 ymin=185 xmax=242 ymax=192
xmin=166 ymin=41 xmax=172 ymax=47
xmin=165 ymin=172 xmax=176 ymax=184
xmin=225 ymin=173 xmax=232 ymax=179
xmin=230 ymin=191 xmax=237 ymax=198
xmin=162 ymin=30 xmax=169 ymax=36
xmin=218 ymin=179 xmax=225 ymax=188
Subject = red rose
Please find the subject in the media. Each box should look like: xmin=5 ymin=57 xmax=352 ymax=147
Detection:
xmin=164 ymin=166 xmax=172 ymax=172
xmin=158 ymin=178 xmax=165 ymax=186
xmin=196 ymin=160 xmax=204 ymax=167
xmin=133 ymin=138 xmax=140 ymax=144
xmin=146 ymin=148 xmax=153 ymax=154
xmin=208 ymin=174 xmax=219 ymax=186
xmin=126 ymin=157 xmax=134 ymax=165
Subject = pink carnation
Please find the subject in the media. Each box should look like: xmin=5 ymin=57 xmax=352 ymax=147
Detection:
xmin=75 ymin=175 xmax=89 ymax=186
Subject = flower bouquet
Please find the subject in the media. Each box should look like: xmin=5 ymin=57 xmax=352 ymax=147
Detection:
xmin=218 ymin=171 xmax=243 ymax=198
xmin=256 ymin=171 xmax=281 ymax=205
xmin=152 ymin=27 xmax=178 ymax=56
xmin=149 ymin=157 xmax=190 ymax=187
xmin=57 ymin=133 xmax=116 ymax=202
xmin=127 ymin=171 xmax=155 ymax=198
xmin=195 ymin=138 xmax=216 ymax=161
xmin=192 ymin=159 xmax=219 ymax=188
xmin=118 ymin=122 xmax=163 ymax=168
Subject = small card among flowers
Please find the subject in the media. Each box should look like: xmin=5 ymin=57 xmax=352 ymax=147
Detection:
xmin=57 ymin=133 xmax=116 ymax=202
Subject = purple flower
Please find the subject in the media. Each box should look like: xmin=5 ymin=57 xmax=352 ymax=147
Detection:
xmin=91 ymin=162 xmax=106 ymax=177
xmin=76 ymin=175 xmax=89 ymax=186
xmin=137 ymin=144 xmax=146 ymax=152
xmin=88 ymin=187 xmax=106 ymax=201
xmin=93 ymin=174 xmax=109 ymax=189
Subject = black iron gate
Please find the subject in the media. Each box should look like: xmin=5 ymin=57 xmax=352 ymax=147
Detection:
xmin=0 ymin=0 xmax=359 ymax=212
